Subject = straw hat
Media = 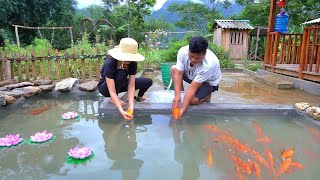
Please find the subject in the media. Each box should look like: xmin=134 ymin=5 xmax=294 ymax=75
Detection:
xmin=108 ymin=38 xmax=145 ymax=62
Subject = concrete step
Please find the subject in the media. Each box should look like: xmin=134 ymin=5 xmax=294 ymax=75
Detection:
xmin=254 ymin=74 xmax=294 ymax=89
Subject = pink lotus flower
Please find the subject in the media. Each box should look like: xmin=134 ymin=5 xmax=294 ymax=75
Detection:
xmin=30 ymin=130 xmax=53 ymax=143
xmin=62 ymin=111 xmax=79 ymax=119
xmin=0 ymin=134 xmax=23 ymax=147
xmin=68 ymin=147 xmax=92 ymax=159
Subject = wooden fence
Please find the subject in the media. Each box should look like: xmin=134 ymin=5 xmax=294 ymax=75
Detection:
xmin=0 ymin=49 xmax=109 ymax=82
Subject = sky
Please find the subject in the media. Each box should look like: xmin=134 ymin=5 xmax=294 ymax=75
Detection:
xmin=76 ymin=0 xmax=167 ymax=10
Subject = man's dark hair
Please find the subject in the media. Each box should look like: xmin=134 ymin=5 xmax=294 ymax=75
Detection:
xmin=188 ymin=36 xmax=208 ymax=54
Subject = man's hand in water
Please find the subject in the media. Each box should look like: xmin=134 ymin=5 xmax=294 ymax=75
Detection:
xmin=172 ymin=96 xmax=181 ymax=109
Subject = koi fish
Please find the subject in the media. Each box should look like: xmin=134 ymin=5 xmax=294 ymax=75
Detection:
xmin=206 ymin=147 xmax=214 ymax=168
xmin=253 ymin=161 xmax=261 ymax=180
xmin=231 ymin=155 xmax=252 ymax=175
xmin=235 ymin=167 xmax=243 ymax=180
xmin=281 ymin=148 xmax=295 ymax=160
xmin=126 ymin=109 xmax=133 ymax=118
xmin=308 ymin=127 xmax=320 ymax=141
xmin=290 ymin=161 xmax=304 ymax=169
xmin=252 ymin=121 xmax=264 ymax=137
xmin=265 ymin=147 xmax=275 ymax=174
xmin=256 ymin=136 xmax=272 ymax=143
xmin=251 ymin=149 xmax=269 ymax=168
xmin=172 ymin=107 xmax=180 ymax=119
xmin=202 ymin=124 xmax=225 ymax=134
xmin=31 ymin=105 xmax=53 ymax=115
xmin=277 ymin=158 xmax=292 ymax=176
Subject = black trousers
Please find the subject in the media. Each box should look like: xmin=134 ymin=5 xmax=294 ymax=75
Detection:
xmin=98 ymin=70 xmax=153 ymax=98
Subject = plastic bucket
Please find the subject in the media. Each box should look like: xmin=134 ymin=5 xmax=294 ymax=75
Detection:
xmin=160 ymin=62 xmax=175 ymax=90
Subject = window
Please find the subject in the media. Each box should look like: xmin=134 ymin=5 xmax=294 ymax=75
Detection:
xmin=230 ymin=30 xmax=244 ymax=45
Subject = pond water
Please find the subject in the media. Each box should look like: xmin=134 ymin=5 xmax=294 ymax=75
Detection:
xmin=0 ymin=95 xmax=320 ymax=180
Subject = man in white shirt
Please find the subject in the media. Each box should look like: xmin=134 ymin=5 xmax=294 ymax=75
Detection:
xmin=170 ymin=36 xmax=222 ymax=117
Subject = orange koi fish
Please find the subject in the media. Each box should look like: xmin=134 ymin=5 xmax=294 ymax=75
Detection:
xmin=256 ymin=136 xmax=272 ymax=143
xmin=235 ymin=167 xmax=243 ymax=180
xmin=31 ymin=105 xmax=53 ymax=115
xmin=308 ymin=127 xmax=320 ymax=141
xmin=281 ymin=148 xmax=295 ymax=160
xmin=253 ymin=161 xmax=261 ymax=180
xmin=231 ymin=155 xmax=252 ymax=175
xmin=202 ymin=124 xmax=225 ymax=134
xmin=290 ymin=161 xmax=304 ymax=169
xmin=172 ymin=107 xmax=180 ymax=119
xmin=252 ymin=121 xmax=264 ymax=137
xmin=206 ymin=147 xmax=214 ymax=168
xmin=251 ymin=149 xmax=269 ymax=168
xmin=277 ymin=158 xmax=292 ymax=176
xmin=265 ymin=148 xmax=275 ymax=174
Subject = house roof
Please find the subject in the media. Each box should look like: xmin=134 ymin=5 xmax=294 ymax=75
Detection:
xmin=301 ymin=18 xmax=320 ymax=25
xmin=211 ymin=20 xmax=254 ymax=31
xmin=249 ymin=27 xmax=268 ymax=36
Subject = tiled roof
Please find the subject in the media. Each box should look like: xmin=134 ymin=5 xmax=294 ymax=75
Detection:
xmin=212 ymin=20 xmax=254 ymax=30
xmin=301 ymin=18 xmax=320 ymax=25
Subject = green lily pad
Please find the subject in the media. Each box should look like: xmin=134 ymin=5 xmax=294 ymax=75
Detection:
xmin=66 ymin=151 xmax=95 ymax=164
xmin=27 ymin=135 xmax=56 ymax=144
xmin=0 ymin=139 xmax=26 ymax=149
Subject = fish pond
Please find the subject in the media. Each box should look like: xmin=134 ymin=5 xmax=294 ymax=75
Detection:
xmin=0 ymin=94 xmax=320 ymax=180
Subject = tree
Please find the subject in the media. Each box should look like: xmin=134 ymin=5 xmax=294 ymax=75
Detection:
xmin=235 ymin=0 xmax=320 ymax=30
xmin=167 ymin=2 xmax=212 ymax=34
xmin=0 ymin=0 xmax=76 ymax=48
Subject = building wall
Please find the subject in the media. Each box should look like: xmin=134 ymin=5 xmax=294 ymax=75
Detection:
xmin=212 ymin=28 xmax=223 ymax=46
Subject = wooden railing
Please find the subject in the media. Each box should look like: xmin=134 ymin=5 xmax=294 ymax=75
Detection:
xmin=265 ymin=32 xmax=303 ymax=71
xmin=299 ymin=26 xmax=320 ymax=77
xmin=0 ymin=49 xmax=109 ymax=82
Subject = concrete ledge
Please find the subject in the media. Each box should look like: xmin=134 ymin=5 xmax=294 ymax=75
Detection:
xmin=99 ymin=102 xmax=295 ymax=114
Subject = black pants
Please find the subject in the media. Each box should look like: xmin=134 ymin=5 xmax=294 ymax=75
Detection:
xmin=98 ymin=70 xmax=153 ymax=98
xmin=183 ymin=73 xmax=219 ymax=100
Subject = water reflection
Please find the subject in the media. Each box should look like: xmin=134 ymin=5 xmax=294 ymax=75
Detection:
xmin=170 ymin=119 xmax=206 ymax=180
xmin=98 ymin=114 xmax=153 ymax=180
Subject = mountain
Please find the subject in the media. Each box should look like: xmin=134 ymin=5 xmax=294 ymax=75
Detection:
xmin=150 ymin=0 xmax=244 ymax=26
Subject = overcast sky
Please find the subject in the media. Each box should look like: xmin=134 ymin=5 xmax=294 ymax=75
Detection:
xmin=76 ymin=0 xmax=167 ymax=10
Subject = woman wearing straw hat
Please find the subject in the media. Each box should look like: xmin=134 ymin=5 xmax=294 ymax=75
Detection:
xmin=98 ymin=37 xmax=153 ymax=120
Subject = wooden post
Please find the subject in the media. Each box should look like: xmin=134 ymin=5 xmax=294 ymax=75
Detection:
xmin=89 ymin=50 xmax=93 ymax=80
xmin=65 ymin=51 xmax=69 ymax=78
xmin=254 ymin=28 xmax=260 ymax=61
xmin=55 ymin=50 xmax=61 ymax=80
xmin=81 ymin=50 xmax=85 ymax=80
xmin=0 ymin=55 xmax=3 ymax=81
xmin=96 ymin=49 xmax=101 ymax=80
xmin=263 ymin=0 xmax=277 ymax=69
xmin=73 ymin=50 xmax=77 ymax=78
xmin=39 ymin=51 xmax=45 ymax=79
xmin=31 ymin=50 xmax=37 ymax=81
xmin=299 ymin=30 xmax=308 ymax=79
xmin=17 ymin=52 xmax=22 ymax=81
xmin=47 ymin=50 xmax=52 ymax=80
xmin=4 ymin=53 xmax=12 ymax=81
xmin=272 ymin=33 xmax=280 ymax=72
xmin=25 ymin=52 xmax=30 ymax=81
xmin=14 ymin=25 xmax=20 ymax=48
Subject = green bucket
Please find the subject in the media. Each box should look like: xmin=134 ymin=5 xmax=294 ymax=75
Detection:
xmin=160 ymin=62 xmax=175 ymax=90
